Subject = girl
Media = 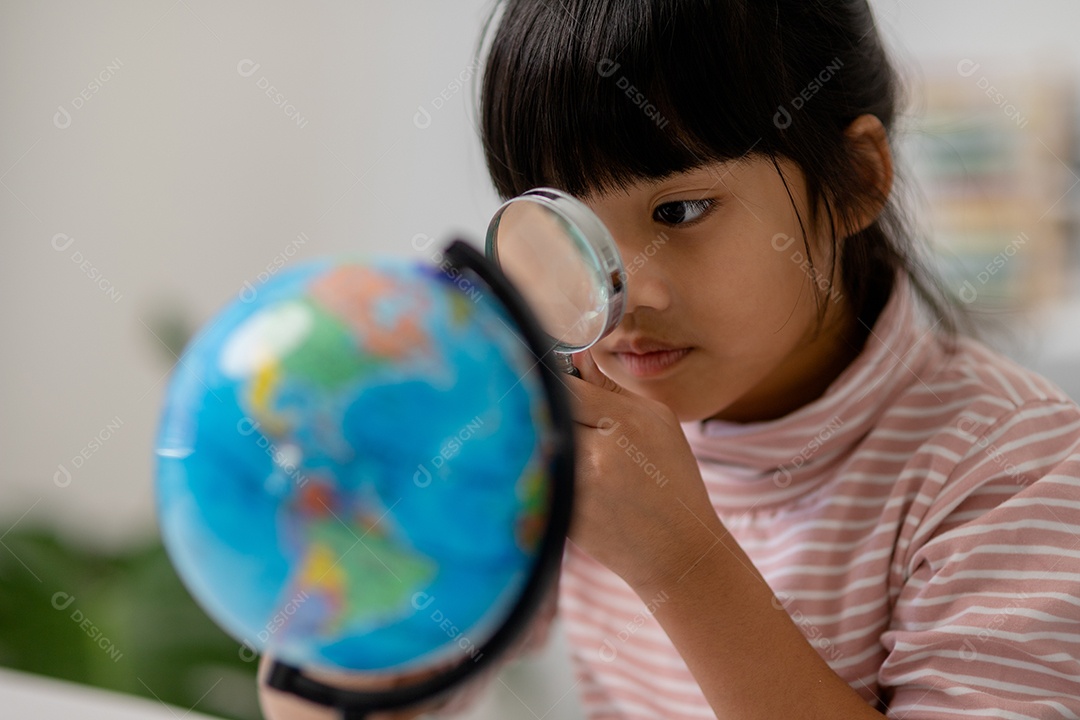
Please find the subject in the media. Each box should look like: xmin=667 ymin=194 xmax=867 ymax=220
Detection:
xmin=262 ymin=1 xmax=1080 ymax=717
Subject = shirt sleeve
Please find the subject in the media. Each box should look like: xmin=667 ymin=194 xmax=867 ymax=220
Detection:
xmin=879 ymin=400 xmax=1080 ymax=719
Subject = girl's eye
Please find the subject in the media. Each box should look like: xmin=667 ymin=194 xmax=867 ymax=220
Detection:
xmin=652 ymin=198 xmax=714 ymax=226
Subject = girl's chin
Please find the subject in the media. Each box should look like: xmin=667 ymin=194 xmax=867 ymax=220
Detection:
xmin=608 ymin=373 xmax=742 ymax=424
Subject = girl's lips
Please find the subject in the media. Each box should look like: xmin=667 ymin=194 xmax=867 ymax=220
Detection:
xmin=614 ymin=348 xmax=691 ymax=378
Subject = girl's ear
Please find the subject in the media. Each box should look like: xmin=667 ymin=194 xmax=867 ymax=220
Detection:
xmin=842 ymin=113 xmax=894 ymax=236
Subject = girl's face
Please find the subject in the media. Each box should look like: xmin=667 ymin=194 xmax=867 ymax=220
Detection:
xmin=582 ymin=157 xmax=860 ymax=424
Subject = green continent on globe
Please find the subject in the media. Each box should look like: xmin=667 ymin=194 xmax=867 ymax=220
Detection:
xmin=515 ymin=465 xmax=547 ymax=552
xmin=308 ymin=264 xmax=434 ymax=364
xmin=279 ymin=300 xmax=383 ymax=391
xmin=295 ymin=500 xmax=437 ymax=637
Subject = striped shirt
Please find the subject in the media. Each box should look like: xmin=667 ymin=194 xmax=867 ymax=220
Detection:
xmin=558 ymin=277 xmax=1080 ymax=719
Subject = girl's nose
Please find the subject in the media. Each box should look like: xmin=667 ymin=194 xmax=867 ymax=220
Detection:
xmin=580 ymin=200 xmax=674 ymax=315
xmin=614 ymin=233 xmax=673 ymax=314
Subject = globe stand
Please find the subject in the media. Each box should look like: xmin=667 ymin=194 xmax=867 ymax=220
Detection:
xmin=262 ymin=240 xmax=575 ymax=719
xmin=266 ymin=660 xmax=456 ymax=719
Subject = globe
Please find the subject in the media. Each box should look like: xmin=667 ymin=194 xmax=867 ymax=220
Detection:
xmin=155 ymin=251 xmax=562 ymax=676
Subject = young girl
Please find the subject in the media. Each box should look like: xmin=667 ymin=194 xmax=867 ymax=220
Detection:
xmin=261 ymin=1 xmax=1080 ymax=718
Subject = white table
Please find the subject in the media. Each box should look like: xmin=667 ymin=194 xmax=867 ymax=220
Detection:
xmin=0 ymin=619 xmax=585 ymax=720
xmin=0 ymin=668 xmax=224 ymax=720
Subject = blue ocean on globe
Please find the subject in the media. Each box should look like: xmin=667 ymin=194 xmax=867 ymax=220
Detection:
xmin=155 ymin=256 xmax=553 ymax=672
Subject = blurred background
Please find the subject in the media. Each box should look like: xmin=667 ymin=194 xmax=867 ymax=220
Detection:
xmin=1 ymin=1 xmax=1078 ymax=718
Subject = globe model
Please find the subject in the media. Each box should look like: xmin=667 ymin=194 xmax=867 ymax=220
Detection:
xmin=155 ymin=255 xmax=556 ymax=673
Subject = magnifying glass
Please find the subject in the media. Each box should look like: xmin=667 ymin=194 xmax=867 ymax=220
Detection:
xmin=486 ymin=188 xmax=627 ymax=377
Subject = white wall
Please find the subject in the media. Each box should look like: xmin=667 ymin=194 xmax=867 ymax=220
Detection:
xmin=874 ymin=0 xmax=1080 ymax=62
xmin=1 ymin=1 xmax=506 ymax=545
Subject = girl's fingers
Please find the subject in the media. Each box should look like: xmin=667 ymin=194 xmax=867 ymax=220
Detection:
xmin=572 ymin=350 xmax=624 ymax=395
xmin=567 ymin=351 xmax=634 ymax=429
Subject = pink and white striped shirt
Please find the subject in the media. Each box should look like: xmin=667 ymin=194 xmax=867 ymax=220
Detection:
xmin=559 ymin=277 xmax=1080 ymax=718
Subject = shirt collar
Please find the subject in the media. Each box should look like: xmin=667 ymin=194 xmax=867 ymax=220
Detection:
xmin=680 ymin=275 xmax=941 ymax=508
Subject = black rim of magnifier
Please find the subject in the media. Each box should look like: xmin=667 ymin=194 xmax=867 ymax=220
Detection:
xmin=266 ymin=239 xmax=575 ymax=719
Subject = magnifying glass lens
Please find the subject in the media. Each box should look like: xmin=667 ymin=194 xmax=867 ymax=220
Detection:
xmin=494 ymin=201 xmax=608 ymax=349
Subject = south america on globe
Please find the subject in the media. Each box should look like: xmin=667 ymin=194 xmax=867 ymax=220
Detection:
xmin=155 ymin=255 xmax=555 ymax=673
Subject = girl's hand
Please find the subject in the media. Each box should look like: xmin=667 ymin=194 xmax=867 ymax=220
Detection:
xmin=567 ymin=351 xmax=724 ymax=593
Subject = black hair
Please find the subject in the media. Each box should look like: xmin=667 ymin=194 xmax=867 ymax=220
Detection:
xmin=475 ymin=0 xmax=962 ymax=336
